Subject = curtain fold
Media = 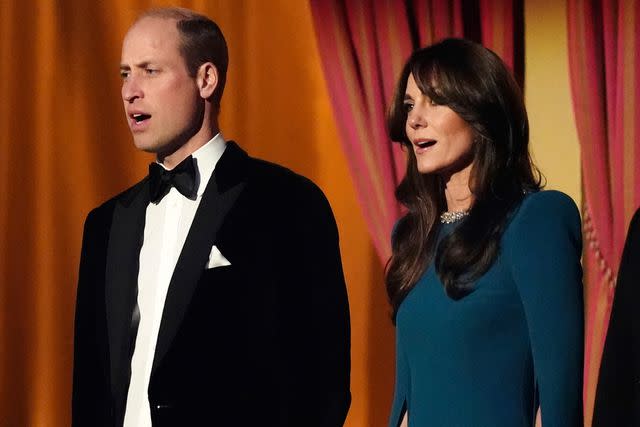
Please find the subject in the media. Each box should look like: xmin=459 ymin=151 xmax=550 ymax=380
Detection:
xmin=310 ymin=0 xmax=408 ymax=263
xmin=567 ymin=1 xmax=640 ymax=425
xmin=310 ymin=0 xmax=523 ymax=264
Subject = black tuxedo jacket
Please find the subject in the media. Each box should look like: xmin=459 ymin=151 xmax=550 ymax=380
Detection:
xmin=593 ymin=208 xmax=640 ymax=426
xmin=72 ymin=142 xmax=351 ymax=427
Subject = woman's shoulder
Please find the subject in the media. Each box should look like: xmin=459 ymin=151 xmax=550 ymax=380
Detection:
xmin=513 ymin=190 xmax=580 ymax=224
xmin=520 ymin=189 xmax=578 ymax=212
xmin=505 ymin=190 xmax=582 ymax=242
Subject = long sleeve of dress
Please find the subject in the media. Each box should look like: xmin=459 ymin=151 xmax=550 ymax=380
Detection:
xmin=506 ymin=191 xmax=584 ymax=427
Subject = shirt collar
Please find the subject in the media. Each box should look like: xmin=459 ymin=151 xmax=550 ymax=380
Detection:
xmin=191 ymin=132 xmax=227 ymax=197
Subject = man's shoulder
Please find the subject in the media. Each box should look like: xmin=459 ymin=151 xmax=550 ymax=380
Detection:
xmin=240 ymin=154 xmax=332 ymax=215
xmin=248 ymin=156 xmax=316 ymax=189
xmin=87 ymin=177 xmax=148 ymax=218
xmin=221 ymin=141 xmax=322 ymax=195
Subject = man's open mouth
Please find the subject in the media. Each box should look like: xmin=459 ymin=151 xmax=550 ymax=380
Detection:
xmin=132 ymin=113 xmax=151 ymax=123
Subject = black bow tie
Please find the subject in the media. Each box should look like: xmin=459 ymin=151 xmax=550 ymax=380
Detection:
xmin=148 ymin=155 xmax=197 ymax=203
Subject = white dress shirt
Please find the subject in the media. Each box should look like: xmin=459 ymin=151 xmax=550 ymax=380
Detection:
xmin=123 ymin=134 xmax=227 ymax=427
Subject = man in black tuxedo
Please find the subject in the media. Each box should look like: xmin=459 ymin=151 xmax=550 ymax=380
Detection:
xmin=72 ymin=7 xmax=350 ymax=427
xmin=593 ymin=207 xmax=640 ymax=426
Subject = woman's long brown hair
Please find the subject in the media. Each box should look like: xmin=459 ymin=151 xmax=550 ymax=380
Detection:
xmin=385 ymin=38 xmax=542 ymax=322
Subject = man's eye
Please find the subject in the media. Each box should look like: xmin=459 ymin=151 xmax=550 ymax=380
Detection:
xmin=120 ymin=71 xmax=129 ymax=79
xmin=145 ymin=68 xmax=158 ymax=75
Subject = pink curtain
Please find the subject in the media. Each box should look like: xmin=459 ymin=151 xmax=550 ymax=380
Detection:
xmin=567 ymin=1 xmax=640 ymax=425
xmin=309 ymin=0 xmax=523 ymax=263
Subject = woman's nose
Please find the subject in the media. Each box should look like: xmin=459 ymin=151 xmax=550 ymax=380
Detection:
xmin=408 ymin=107 xmax=426 ymax=129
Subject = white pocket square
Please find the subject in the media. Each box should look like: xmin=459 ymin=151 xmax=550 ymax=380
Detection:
xmin=206 ymin=245 xmax=231 ymax=269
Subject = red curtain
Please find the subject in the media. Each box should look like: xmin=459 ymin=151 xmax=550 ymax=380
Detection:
xmin=567 ymin=1 xmax=640 ymax=425
xmin=309 ymin=0 xmax=523 ymax=264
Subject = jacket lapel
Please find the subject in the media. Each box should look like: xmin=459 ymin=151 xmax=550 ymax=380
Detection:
xmin=104 ymin=179 xmax=149 ymax=398
xmin=152 ymin=142 xmax=248 ymax=372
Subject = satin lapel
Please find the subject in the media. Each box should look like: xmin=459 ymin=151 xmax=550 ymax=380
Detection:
xmin=152 ymin=142 xmax=248 ymax=372
xmin=105 ymin=180 xmax=149 ymax=397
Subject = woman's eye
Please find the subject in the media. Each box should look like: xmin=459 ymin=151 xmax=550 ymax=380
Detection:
xmin=403 ymin=102 xmax=414 ymax=112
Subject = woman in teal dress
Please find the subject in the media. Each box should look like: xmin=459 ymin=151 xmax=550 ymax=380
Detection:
xmin=385 ymin=39 xmax=583 ymax=427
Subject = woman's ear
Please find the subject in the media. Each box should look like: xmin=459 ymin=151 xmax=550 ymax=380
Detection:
xmin=197 ymin=62 xmax=218 ymax=99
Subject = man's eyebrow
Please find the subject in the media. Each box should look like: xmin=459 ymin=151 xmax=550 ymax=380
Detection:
xmin=119 ymin=61 xmax=153 ymax=70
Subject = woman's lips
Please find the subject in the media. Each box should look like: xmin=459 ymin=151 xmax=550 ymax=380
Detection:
xmin=413 ymin=138 xmax=436 ymax=153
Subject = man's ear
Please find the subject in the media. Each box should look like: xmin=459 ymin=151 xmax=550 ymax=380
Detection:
xmin=197 ymin=62 xmax=218 ymax=99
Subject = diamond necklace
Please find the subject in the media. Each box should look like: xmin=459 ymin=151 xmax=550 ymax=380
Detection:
xmin=439 ymin=209 xmax=470 ymax=224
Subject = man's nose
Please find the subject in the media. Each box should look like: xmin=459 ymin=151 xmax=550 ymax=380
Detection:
xmin=122 ymin=77 xmax=143 ymax=103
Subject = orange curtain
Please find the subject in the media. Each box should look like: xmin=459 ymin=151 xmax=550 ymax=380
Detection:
xmin=567 ymin=1 xmax=640 ymax=425
xmin=0 ymin=1 xmax=393 ymax=426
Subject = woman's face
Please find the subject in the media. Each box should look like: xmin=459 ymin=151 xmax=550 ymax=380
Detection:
xmin=404 ymin=73 xmax=475 ymax=176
